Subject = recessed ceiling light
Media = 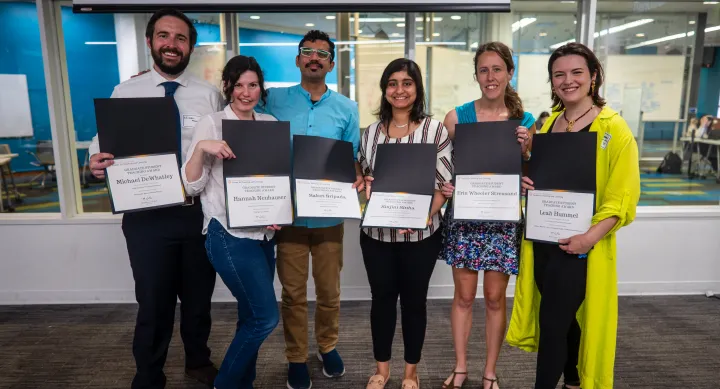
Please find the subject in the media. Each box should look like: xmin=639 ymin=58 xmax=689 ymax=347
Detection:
xmin=432 ymin=32 xmax=440 ymax=37
xmin=305 ymin=23 xmax=315 ymax=27
xmin=451 ymin=15 xmax=462 ymax=20
xmin=690 ymin=20 xmax=697 ymax=24
xmin=704 ymin=1 xmax=719 ymax=4
xmin=539 ymin=32 xmax=548 ymax=37
xmin=391 ymin=32 xmax=401 ymax=37
xmin=325 ymin=15 xmax=336 ymax=20
xmin=417 ymin=26 xmax=424 ymax=30
xmin=358 ymin=29 xmax=363 ymax=34
xmin=250 ymin=15 xmax=260 ymax=20
xmin=636 ymin=33 xmax=645 ymax=37
xmin=560 ymin=0 xmax=575 ymax=3
xmin=397 ymin=23 xmax=405 ymax=27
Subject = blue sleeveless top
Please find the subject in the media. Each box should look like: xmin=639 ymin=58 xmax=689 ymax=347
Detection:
xmin=455 ymin=100 xmax=536 ymax=127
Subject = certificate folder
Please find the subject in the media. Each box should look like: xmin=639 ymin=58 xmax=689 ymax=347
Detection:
xmin=292 ymin=135 xmax=361 ymax=220
xmin=221 ymin=120 xmax=293 ymax=229
xmin=361 ymin=143 xmax=436 ymax=230
xmin=293 ymin=135 xmax=356 ymax=182
xmin=371 ymin=143 xmax=437 ymax=195
xmin=524 ymin=131 xmax=597 ymax=244
xmin=222 ymin=120 xmax=291 ymax=176
xmin=94 ymin=97 xmax=179 ymax=158
xmin=94 ymin=97 xmax=185 ymax=214
xmin=453 ymin=120 xmax=521 ymax=175
xmin=527 ymin=132 xmax=597 ymax=192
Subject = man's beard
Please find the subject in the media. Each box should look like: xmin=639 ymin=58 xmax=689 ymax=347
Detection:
xmin=151 ymin=47 xmax=190 ymax=75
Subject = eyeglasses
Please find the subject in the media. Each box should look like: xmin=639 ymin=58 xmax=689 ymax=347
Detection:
xmin=299 ymin=47 xmax=332 ymax=60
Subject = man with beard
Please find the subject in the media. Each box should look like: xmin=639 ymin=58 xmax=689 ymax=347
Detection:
xmin=256 ymin=30 xmax=362 ymax=389
xmin=88 ymin=8 xmax=223 ymax=389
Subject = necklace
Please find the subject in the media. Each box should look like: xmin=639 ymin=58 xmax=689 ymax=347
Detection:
xmin=563 ymin=104 xmax=594 ymax=132
xmin=392 ymin=121 xmax=408 ymax=128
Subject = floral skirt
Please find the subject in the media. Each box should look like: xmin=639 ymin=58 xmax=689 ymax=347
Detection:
xmin=439 ymin=214 xmax=521 ymax=276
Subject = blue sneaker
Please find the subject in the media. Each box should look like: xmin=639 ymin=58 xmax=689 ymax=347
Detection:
xmin=316 ymin=349 xmax=345 ymax=378
xmin=287 ymin=362 xmax=312 ymax=389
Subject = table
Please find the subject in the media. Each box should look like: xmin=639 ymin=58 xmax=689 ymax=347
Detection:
xmin=679 ymin=137 xmax=720 ymax=180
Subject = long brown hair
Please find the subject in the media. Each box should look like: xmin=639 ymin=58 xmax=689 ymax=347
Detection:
xmin=548 ymin=42 xmax=606 ymax=111
xmin=474 ymin=42 xmax=524 ymax=119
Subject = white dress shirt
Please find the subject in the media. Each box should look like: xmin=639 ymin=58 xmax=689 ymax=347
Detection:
xmin=182 ymin=105 xmax=278 ymax=241
xmin=88 ymin=68 xmax=224 ymax=162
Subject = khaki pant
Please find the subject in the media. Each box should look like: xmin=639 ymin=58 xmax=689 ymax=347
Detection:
xmin=276 ymin=224 xmax=344 ymax=363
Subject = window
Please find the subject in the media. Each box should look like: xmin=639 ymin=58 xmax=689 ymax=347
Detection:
xmin=0 ymin=1 xmax=55 ymax=213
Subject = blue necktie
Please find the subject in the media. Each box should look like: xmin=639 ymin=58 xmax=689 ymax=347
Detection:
xmin=161 ymin=81 xmax=182 ymax=164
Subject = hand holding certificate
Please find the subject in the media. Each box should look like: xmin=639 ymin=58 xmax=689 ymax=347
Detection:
xmin=361 ymin=143 xmax=437 ymax=230
xmin=95 ymin=97 xmax=186 ymax=214
xmin=222 ymin=120 xmax=293 ymax=228
xmin=452 ymin=120 xmax=522 ymax=222
xmin=524 ymin=132 xmax=597 ymax=243
xmin=293 ymin=135 xmax=361 ymax=219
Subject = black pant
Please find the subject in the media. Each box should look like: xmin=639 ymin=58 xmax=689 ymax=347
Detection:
xmin=122 ymin=202 xmax=217 ymax=389
xmin=533 ymin=242 xmax=587 ymax=389
xmin=359 ymin=230 xmax=442 ymax=364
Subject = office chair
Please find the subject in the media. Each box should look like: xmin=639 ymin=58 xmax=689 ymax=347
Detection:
xmin=25 ymin=140 xmax=56 ymax=189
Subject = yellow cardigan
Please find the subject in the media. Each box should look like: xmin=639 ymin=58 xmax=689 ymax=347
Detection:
xmin=506 ymin=107 xmax=640 ymax=389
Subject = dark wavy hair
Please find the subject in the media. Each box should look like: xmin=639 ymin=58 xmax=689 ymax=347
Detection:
xmin=221 ymin=55 xmax=267 ymax=107
xmin=375 ymin=58 xmax=428 ymax=126
xmin=145 ymin=8 xmax=197 ymax=47
xmin=474 ymin=42 xmax=524 ymax=119
xmin=548 ymin=42 xmax=606 ymax=111
xmin=299 ymin=30 xmax=335 ymax=62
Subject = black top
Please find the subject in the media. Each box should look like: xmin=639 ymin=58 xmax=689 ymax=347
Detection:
xmin=547 ymin=116 xmax=592 ymax=133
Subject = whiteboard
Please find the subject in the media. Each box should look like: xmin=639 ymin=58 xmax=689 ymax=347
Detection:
xmin=517 ymin=54 xmax=553 ymax=120
xmin=0 ymin=74 xmax=34 ymax=138
xmin=605 ymin=55 xmax=684 ymax=121
xmin=621 ymin=87 xmax=643 ymax=137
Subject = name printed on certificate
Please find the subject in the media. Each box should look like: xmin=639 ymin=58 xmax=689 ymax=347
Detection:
xmin=453 ymin=174 xmax=520 ymax=222
xmin=525 ymin=189 xmax=595 ymax=243
xmin=105 ymin=153 xmax=185 ymax=213
xmin=295 ymin=179 xmax=361 ymax=219
xmin=362 ymin=192 xmax=432 ymax=230
xmin=225 ymin=176 xmax=293 ymax=228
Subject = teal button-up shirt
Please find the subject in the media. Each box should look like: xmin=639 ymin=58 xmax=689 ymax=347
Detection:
xmin=258 ymin=84 xmax=360 ymax=229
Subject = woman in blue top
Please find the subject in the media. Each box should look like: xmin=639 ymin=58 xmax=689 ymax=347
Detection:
xmin=440 ymin=42 xmax=535 ymax=389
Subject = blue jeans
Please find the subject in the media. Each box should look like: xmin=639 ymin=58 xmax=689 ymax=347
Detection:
xmin=205 ymin=219 xmax=279 ymax=389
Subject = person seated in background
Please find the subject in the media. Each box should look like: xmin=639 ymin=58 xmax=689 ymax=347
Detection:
xmin=536 ymin=111 xmax=550 ymax=129
xmin=683 ymin=118 xmax=699 ymax=138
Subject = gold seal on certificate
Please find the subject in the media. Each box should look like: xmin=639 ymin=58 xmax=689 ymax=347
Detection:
xmin=222 ymin=120 xmax=294 ymax=228
xmin=293 ymin=135 xmax=361 ymax=219
xmin=524 ymin=131 xmax=598 ymax=244
xmin=451 ymin=120 xmax=522 ymax=222
xmin=95 ymin=97 xmax=186 ymax=214
xmin=361 ymin=143 xmax=437 ymax=230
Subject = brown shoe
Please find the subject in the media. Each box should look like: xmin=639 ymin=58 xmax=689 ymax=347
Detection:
xmin=185 ymin=365 xmax=218 ymax=388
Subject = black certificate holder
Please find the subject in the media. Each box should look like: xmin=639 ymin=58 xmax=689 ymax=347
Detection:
xmin=94 ymin=97 xmax=179 ymax=158
xmin=222 ymin=120 xmax=293 ymax=228
xmin=524 ymin=131 xmax=598 ymax=244
xmin=453 ymin=120 xmax=522 ymax=176
xmin=293 ymin=135 xmax=356 ymax=182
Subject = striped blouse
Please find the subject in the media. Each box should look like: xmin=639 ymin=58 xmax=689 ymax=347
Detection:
xmin=358 ymin=117 xmax=454 ymax=243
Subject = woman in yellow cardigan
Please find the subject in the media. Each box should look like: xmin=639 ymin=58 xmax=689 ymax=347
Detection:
xmin=506 ymin=42 xmax=640 ymax=389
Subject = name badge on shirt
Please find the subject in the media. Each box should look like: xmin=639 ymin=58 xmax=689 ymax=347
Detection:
xmin=182 ymin=114 xmax=200 ymax=128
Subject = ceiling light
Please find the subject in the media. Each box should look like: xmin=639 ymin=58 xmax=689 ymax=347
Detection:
xmin=561 ymin=1 xmax=575 ymax=3
xmin=417 ymin=26 xmax=424 ymax=30
xmin=433 ymin=32 xmax=441 ymax=37
xmin=325 ymin=15 xmax=336 ymax=20
xmin=305 ymin=23 xmax=315 ymax=27
xmin=627 ymin=25 xmax=720 ymax=49
xmin=636 ymin=33 xmax=645 ymax=37
xmin=358 ymin=29 xmax=363 ymax=34
xmin=512 ymin=17 xmax=537 ymax=32
xmin=539 ymin=32 xmax=548 ymax=37
xmin=690 ymin=20 xmax=697 ymax=24
xmin=704 ymin=1 xmax=719 ymax=4
xmin=470 ymin=41 xmax=479 ymax=48
xmin=349 ymin=17 xmax=443 ymax=23
xmin=451 ymin=15 xmax=462 ymax=20
xmin=85 ymin=41 xmax=116 ymax=45
xmin=397 ymin=23 xmax=405 ymax=27
xmin=550 ymin=18 xmax=653 ymax=49
xmin=250 ymin=15 xmax=260 ymax=20
xmin=391 ymin=32 xmax=401 ymax=37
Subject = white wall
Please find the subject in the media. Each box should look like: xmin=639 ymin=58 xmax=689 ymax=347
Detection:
xmin=1 ymin=207 xmax=719 ymax=305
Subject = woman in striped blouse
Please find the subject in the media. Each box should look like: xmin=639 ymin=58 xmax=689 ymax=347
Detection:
xmin=358 ymin=58 xmax=453 ymax=389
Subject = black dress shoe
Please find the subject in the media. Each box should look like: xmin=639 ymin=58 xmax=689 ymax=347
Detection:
xmin=185 ymin=365 xmax=218 ymax=388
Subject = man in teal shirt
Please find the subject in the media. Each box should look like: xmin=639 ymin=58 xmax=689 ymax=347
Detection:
xmin=258 ymin=30 xmax=362 ymax=389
